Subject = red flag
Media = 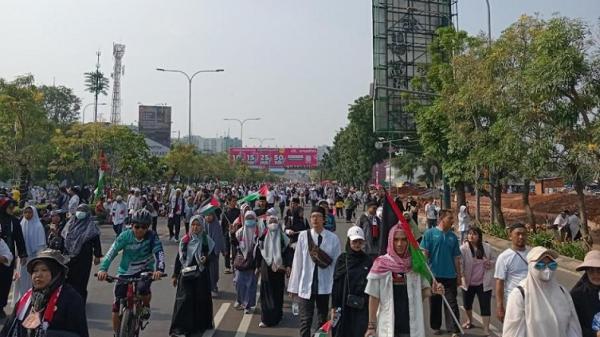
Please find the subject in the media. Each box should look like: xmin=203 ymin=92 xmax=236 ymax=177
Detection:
xmin=258 ymin=184 xmax=269 ymax=196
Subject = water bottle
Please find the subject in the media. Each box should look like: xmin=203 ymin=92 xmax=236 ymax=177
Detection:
xmin=331 ymin=307 xmax=342 ymax=327
xmin=292 ymin=301 xmax=299 ymax=316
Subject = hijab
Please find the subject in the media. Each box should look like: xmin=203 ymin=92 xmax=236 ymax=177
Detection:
xmin=334 ymin=237 xmax=370 ymax=281
xmin=179 ymin=215 xmax=215 ymax=270
xmin=20 ymin=206 xmax=47 ymax=257
xmin=260 ymin=215 xmax=289 ymax=272
xmin=503 ymin=255 xmax=581 ymax=337
xmin=238 ymin=210 xmax=260 ymax=258
xmin=369 ymin=224 xmax=411 ymax=275
xmin=62 ymin=204 xmax=100 ymax=257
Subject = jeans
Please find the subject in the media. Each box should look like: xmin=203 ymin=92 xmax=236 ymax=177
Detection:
xmin=113 ymin=222 xmax=123 ymax=236
xmin=235 ymin=270 xmax=257 ymax=308
xmin=427 ymin=218 xmax=437 ymax=229
xmin=298 ymin=294 xmax=329 ymax=337
xmin=429 ymin=277 xmax=460 ymax=332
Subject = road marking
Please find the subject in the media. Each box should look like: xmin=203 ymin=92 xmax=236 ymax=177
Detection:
xmin=459 ymin=305 xmax=502 ymax=337
xmin=234 ymin=280 xmax=261 ymax=337
xmin=202 ymin=303 xmax=230 ymax=337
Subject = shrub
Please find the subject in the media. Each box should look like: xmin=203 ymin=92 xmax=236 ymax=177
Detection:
xmin=481 ymin=222 xmax=508 ymax=240
xmin=528 ymin=231 xmax=555 ymax=250
xmin=555 ymin=241 xmax=587 ymax=261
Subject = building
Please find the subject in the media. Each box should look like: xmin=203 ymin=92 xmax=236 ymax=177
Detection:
xmin=184 ymin=135 xmax=241 ymax=154
xmin=138 ymin=105 xmax=171 ymax=148
xmin=145 ymin=137 xmax=170 ymax=157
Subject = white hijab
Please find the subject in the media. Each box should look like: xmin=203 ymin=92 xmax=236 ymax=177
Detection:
xmin=21 ymin=206 xmax=47 ymax=256
xmin=260 ymin=215 xmax=289 ymax=272
xmin=503 ymin=255 xmax=582 ymax=337
xmin=237 ymin=210 xmax=260 ymax=258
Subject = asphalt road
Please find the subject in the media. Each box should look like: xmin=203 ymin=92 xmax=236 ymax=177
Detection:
xmin=1 ymin=208 xmax=584 ymax=337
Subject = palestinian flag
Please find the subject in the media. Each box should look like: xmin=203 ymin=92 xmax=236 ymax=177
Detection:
xmin=382 ymin=189 xmax=430 ymax=282
xmin=237 ymin=184 xmax=269 ymax=205
xmin=94 ymin=151 xmax=110 ymax=199
xmin=199 ymin=197 xmax=220 ymax=215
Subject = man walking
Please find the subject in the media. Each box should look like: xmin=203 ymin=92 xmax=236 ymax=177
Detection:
xmin=220 ymin=196 xmax=240 ymax=274
xmin=494 ymin=222 xmax=529 ymax=322
xmin=420 ymin=209 xmax=462 ymax=336
xmin=288 ymin=207 xmax=341 ymax=337
xmin=357 ymin=201 xmax=381 ymax=256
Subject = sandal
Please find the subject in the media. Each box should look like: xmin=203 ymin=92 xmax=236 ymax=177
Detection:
xmin=462 ymin=322 xmax=475 ymax=329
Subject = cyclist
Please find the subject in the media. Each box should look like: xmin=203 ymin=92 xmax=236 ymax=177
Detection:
xmin=97 ymin=209 xmax=165 ymax=337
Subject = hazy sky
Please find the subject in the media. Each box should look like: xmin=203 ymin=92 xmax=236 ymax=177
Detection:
xmin=1 ymin=1 xmax=599 ymax=147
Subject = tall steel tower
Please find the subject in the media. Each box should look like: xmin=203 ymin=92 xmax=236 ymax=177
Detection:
xmin=110 ymin=43 xmax=126 ymax=124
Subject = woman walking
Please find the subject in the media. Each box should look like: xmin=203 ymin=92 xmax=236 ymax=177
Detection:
xmin=364 ymin=225 xmax=436 ymax=337
xmin=257 ymin=214 xmax=292 ymax=327
xmin=331 ymin=226 xmax=372 ymax=337
xmin=459 ymin=227 xmax=494 ymax=335
xmin=62 ymin=204 xmax=102 ymax=303
xmin=170 ymin=215 xmax=215 ymax=336
xmin=12 ymin=205 xmax=46 ymax=304
xmin=231 ymin=210 xmax=261 ymax=314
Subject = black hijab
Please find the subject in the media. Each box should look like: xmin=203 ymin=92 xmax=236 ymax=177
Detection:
xmin=334 ymin=238 xmax=370 ymax=281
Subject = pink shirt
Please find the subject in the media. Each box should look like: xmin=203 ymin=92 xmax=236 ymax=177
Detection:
xmin=470 ymin=258 xmax=485 ymax=286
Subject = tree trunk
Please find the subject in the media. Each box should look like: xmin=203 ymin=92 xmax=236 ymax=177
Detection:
xmin=573 ymin=169 xmax=592 ymax=245
xmin=522 ymin=179 xmax=536 ymax=228
xmin=493 ymin=180 xmax=505 ymax=227
xmin=455 ymin=181 xmax=466 ymax=215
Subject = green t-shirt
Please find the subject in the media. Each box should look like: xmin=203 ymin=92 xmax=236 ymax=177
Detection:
xmin=420 ymin=227 xmax=461 ymax=278
xmin=100 ymin=230 xmax=165 ymax=276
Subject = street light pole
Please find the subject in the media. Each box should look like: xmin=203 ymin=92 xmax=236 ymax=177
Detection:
xmin=223 ymin=118 xmax=261 ymax=146
xmin=82 ymin=102 xmax=106 ymax=124
xmin=485 ymin=0 xmax=492 ymax=46
xmin=156 ymin=67 xmax=224 ymax=145
xmin=249 ymin=137 xmax=275 ymax=147
xmin=375 ymin=137 xmax=420 ymax=189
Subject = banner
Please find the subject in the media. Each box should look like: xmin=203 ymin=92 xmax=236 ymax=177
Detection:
xmin=229 ymin=148 xmax=318 ymax=169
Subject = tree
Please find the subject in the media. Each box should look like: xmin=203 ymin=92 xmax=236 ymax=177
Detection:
xmin=39 ymin=85 xmax=81 ymax=126
xmin=0 ymin=75 xmax=53 ymax=192
xmin=84 ymin=70 xmax=109 ymax=122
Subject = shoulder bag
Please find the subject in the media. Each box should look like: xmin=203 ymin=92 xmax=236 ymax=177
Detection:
xmin=306 ymin=231 xmax=333 ymax=268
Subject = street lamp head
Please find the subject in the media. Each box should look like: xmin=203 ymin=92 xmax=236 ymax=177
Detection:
xmin=156 ymin=68 xmax=165 ymax=71
xmin=215 ymin=69 xmax=225 ymax=72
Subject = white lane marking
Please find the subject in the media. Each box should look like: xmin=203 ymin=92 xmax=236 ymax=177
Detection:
xmin=234 ymin=280 xmax=261 ymax=337
xmin=202 ymin=303 xmax=230 ymax=337
xmin=459 ymin=305 xmax=502 ymax=337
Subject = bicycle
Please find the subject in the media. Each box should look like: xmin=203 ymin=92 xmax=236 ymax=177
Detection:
xmin=95 ymin=272 xmax=166 ymax=337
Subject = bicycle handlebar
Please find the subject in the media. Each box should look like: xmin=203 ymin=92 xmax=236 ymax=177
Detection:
xmin=94 ymin=272 xmax=168 ymax=283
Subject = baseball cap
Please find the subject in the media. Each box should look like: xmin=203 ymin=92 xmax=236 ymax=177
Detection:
xmin=347 ymin=226 xmax=365 ymax=241
xmin=527 ymin=246 xmax=559 ymax=263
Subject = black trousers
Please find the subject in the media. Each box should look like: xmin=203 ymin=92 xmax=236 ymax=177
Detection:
xmin=462 ymin=285 xmax=492 ymax=316
xmin=151 ymin=216 xmax=158 ymax=232
xmin=430 ymin=277 xmax=460 ymax=332
xmin=298 ymin=294 xmax=329 ymax=337
xmin=0 ymin=263 xmax=14 ymax=309
xmin=223 ymin=233 xmax=231 ymax=269
xmin=168 ymin=214 xmax=181 ymax=239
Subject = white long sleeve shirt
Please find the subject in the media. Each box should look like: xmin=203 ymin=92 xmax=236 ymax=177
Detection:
xmin=111 ymin=201 xmax=128 ymax=225
xmin=0 ymin=238 xmax=13 ymax=267
xmin=287 ymin=229 xmax=341 ymax=299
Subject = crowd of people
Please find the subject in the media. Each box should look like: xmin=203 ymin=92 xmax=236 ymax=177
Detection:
xmin=0 ymin=182 xmax=598 ymax=337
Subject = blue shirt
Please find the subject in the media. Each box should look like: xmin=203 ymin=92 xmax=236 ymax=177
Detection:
xmin=420 ymin=227 xmax=461 ymax=278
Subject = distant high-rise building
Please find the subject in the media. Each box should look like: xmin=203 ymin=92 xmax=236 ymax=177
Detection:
xmin=184 ymin=135 xmax=242 ymax=153
xmin=138 ymin=105 xmax=171 ymax=148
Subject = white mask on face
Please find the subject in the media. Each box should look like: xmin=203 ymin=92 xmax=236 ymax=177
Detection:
xmin=534 ymin=268 xmax=554 ymax=282
xmin=75 ymin=211 xmax=86 ymax=220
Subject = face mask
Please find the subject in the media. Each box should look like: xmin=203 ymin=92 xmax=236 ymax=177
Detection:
xmin=268 ymin=223 xmax=279 ymax=231
xmin=245 ymin=219 xmax=256 ymax=227
xmin=533 ymin=268 xmax=554 ymax=282
xmin=75 ymin=211 xmax=86 ymax=220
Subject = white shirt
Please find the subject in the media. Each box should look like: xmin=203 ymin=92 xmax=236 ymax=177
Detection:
xmin=425 ymin=203 xmax=439 ymax=220
xmin=111 ymin=201 xmax=128 ymax=225
xmin=128 ymin=196 xmax=141 ymax=214
xmin=266 ymin=190 xmax=275 ymax=204
xmin=494 ymin=247 xmax=530 ymax=304
xmin=287 ymin=229 xmax=341 ymax=299
xmin=567 ymin=215 xmax=580 ymax=237
xmin=553 ymin=214 xmax=568 ymax=228
xmin=0 ymin=238 xmax=13 ymax=267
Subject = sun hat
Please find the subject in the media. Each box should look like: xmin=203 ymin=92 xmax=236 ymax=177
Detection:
xmin=527 ymin=246 xmax=559 ymax=263
xmin=26 ymin=249 xmax=69 ymax=274
xmin=576 ymin=250 xmax=600 ymax=271
xmin=347 ymin=226 xmax=365 ymax=241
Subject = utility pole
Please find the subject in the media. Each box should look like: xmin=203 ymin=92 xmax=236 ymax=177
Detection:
xmin=94 ymin=51 xmax=101 ymax=122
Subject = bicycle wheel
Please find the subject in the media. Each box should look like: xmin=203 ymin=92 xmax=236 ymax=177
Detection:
xmin=119 ymin=308 xmax=136 ymax=337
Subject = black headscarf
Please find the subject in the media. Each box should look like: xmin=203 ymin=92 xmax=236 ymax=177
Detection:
xmin=28 ymin=259 xmax=67 ymax=313
xmin=334 ymin=238 xmax=370 ymax=281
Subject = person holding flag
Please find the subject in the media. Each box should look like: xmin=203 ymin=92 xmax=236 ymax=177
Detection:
xmin=364 ymin=224 xmax=437 ymax=337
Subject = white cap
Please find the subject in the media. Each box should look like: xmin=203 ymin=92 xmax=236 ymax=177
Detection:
xmin=347 ymin=226 xmax=365 ymax=241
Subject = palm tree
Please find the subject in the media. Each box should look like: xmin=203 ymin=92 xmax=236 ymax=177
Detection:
xmin=84 ymin=70 xmax=109 ymax=122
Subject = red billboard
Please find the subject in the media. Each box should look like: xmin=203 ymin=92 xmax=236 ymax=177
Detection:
xmin=229 ymin=147 xmax=318 ymax=169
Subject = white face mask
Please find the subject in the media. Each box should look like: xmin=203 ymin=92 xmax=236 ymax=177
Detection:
xmin=75 ymin=211 xmax=87 ymax=220
xmin=535 ymin=268 xmax=554 ymax=282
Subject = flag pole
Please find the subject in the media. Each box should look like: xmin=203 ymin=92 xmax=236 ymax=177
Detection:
xmin=381 ymin=186 xmax=463 ymax=335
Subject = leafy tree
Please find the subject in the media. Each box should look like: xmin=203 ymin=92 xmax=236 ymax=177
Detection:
xmin=39 ymin=85 xmax=81 ymax=126
xmin=84 ymin=70 xmax=109 ymax=122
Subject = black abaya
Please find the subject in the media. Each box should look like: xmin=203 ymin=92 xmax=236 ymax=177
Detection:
xmin=65 ymin=235 xmax=102 ymax=304
xmin=331 ymin=250 xmax=372 ymax=337
xmin=257 ymin=244 xmax=293 ymax=327
xmin=170 ymin=254 xmax=214 ymax=336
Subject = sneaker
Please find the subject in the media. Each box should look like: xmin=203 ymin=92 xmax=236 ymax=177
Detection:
xmin=139 ymin=306 xmax=151 ymax=321
xmin=233 ymin=302 xmax=244 ymax=310
xmin=244 ymin=307 xmax=254 ymax=314
xmin=224 ymin=268 xmax=233 ymax=274
xmin=258 ymin=322 xmax=267 ymax=328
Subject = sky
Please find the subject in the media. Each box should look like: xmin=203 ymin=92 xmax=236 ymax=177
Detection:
xmin=1 ymin=0 xmax=599 ymax=148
